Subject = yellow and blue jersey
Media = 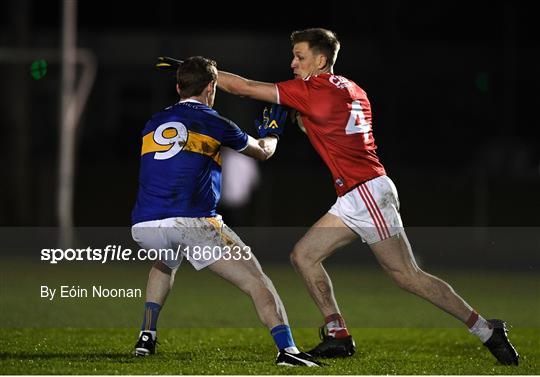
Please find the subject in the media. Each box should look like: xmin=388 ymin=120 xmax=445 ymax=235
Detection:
xmin=131 ymin=100 xmax=248 ymax=224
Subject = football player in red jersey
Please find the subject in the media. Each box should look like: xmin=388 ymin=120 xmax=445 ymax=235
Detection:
xmin=214 ymin=28 xmax=518 ymax=365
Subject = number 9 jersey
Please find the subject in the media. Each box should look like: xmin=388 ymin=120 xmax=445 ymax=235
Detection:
xmin=131 ymin=100 xmax=248 ymax=225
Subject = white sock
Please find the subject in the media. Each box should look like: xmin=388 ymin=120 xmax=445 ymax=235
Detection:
xmin=469 ymin=315 xmax=493 ymax=343
xmin=140 ymin=330 xmax=157 ymax=340
xmin=284 ymin=346 xmax=300 ymax=354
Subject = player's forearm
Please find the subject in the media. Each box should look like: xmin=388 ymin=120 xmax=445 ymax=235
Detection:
xmin=217 ymin=71 xmax=250 ymax=96
xmin=218 ymin=71 xmax=277 ymax=103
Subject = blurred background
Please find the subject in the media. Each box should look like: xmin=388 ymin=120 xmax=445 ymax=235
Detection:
xmin=0 ymin=1 xmax=539 ymax=340
xmin=1 ymin=0 xmax=539 ymax=228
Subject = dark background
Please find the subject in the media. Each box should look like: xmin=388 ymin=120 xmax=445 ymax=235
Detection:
xmin=1 ymin=0 xmax=539 ymax=227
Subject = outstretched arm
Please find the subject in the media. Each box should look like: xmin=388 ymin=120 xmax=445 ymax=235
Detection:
xmin=154 ymin=57 xmax=279 ymax=104
xmin=240 ymin=135 xmax=278 ymax=161
xmin=218 ymin=71 xmax=278 ymax=104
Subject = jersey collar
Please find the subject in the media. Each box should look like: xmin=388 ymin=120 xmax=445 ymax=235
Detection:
xmin=179 ymin=98 xmax=204 ymax=105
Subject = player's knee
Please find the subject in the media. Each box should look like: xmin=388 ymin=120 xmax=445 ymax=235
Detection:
xmin=293 ymin=237 xmax=324 ymax=265
xmin=291 ymin=238 xmax=332 ymax=268
xmin=245 ymin=273 xmax=274 ymax=297
xmin=393 ymin=273 xmax=415 ymax=291
xmin=290 ymin=245 xmax=311 ymax=268
xmin=388 ymin=268 xmax=422 ymax=292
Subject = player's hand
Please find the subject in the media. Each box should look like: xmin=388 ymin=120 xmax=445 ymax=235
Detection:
xmin=155 ymin=56 xmax=184 ymax=72
xmin=255 ymin=104 xmax=288 ymax=138
xmin=258 ymin=136 xmax=278 ymax=159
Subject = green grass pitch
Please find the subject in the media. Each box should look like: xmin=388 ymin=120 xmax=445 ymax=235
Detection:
xmin=2 ymin=327 xmax=539 ymax=374
xmin=1 ymin=262 xmax=538 ymax=374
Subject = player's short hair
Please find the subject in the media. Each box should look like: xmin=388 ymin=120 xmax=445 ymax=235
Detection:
xmin=176 ymin=56 xmax=217 ymax=98
xmin=290 ymin=28 xmax=340 ymax=67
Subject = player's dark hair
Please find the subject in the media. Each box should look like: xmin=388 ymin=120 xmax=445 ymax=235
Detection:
xmin=290 ymin=28 xmax=340 ymax=67
xmin=176 ymin=56 xmax=217 ymax=98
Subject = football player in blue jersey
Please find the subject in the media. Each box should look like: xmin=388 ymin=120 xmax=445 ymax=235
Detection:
xmin=131 ymin=56 xmax=319 ymax=367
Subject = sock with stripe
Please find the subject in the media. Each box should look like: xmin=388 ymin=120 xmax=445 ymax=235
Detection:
xmin=325 ymin=313 xmax=350 ymax=339
xmin=141 ymin=302 xmax=161 ymax=340
xmin=466 ymin=310 xmax=493 ymax=343
xmin=270 ymin=324 xmax=299 ymax=354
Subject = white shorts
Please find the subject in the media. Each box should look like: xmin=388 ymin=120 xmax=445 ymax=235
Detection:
xmin=329 ymin=175 xmax=404 ymax=244
xmin=131 ymin=216 xmax=248 ymax=270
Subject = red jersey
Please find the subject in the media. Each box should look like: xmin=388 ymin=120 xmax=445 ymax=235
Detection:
xmin=276 ymin=73 xmax=386 ymax=196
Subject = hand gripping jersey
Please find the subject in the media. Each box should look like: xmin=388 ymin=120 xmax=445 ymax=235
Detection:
xmin=131 ymin=100 xmax=248 ymax=224
xmin=276 ymin=73 xmax=386 ymax=196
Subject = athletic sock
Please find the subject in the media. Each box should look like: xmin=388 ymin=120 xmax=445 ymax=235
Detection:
xmin=325 ymin=313 xmax=350 ymax=339
xmin=466 ymin=310 xmax=493 ymax=343
xmin=141 ymin=302 xmax=161 ymax=337
xmin=271 ymin=324 xmax=299 ymax=353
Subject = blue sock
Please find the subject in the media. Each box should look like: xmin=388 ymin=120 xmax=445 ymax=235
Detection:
xmin=141 ymin=302 xmax=161 ymax=331
xmin=270 ymin=324 xmax=296 ymax=350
